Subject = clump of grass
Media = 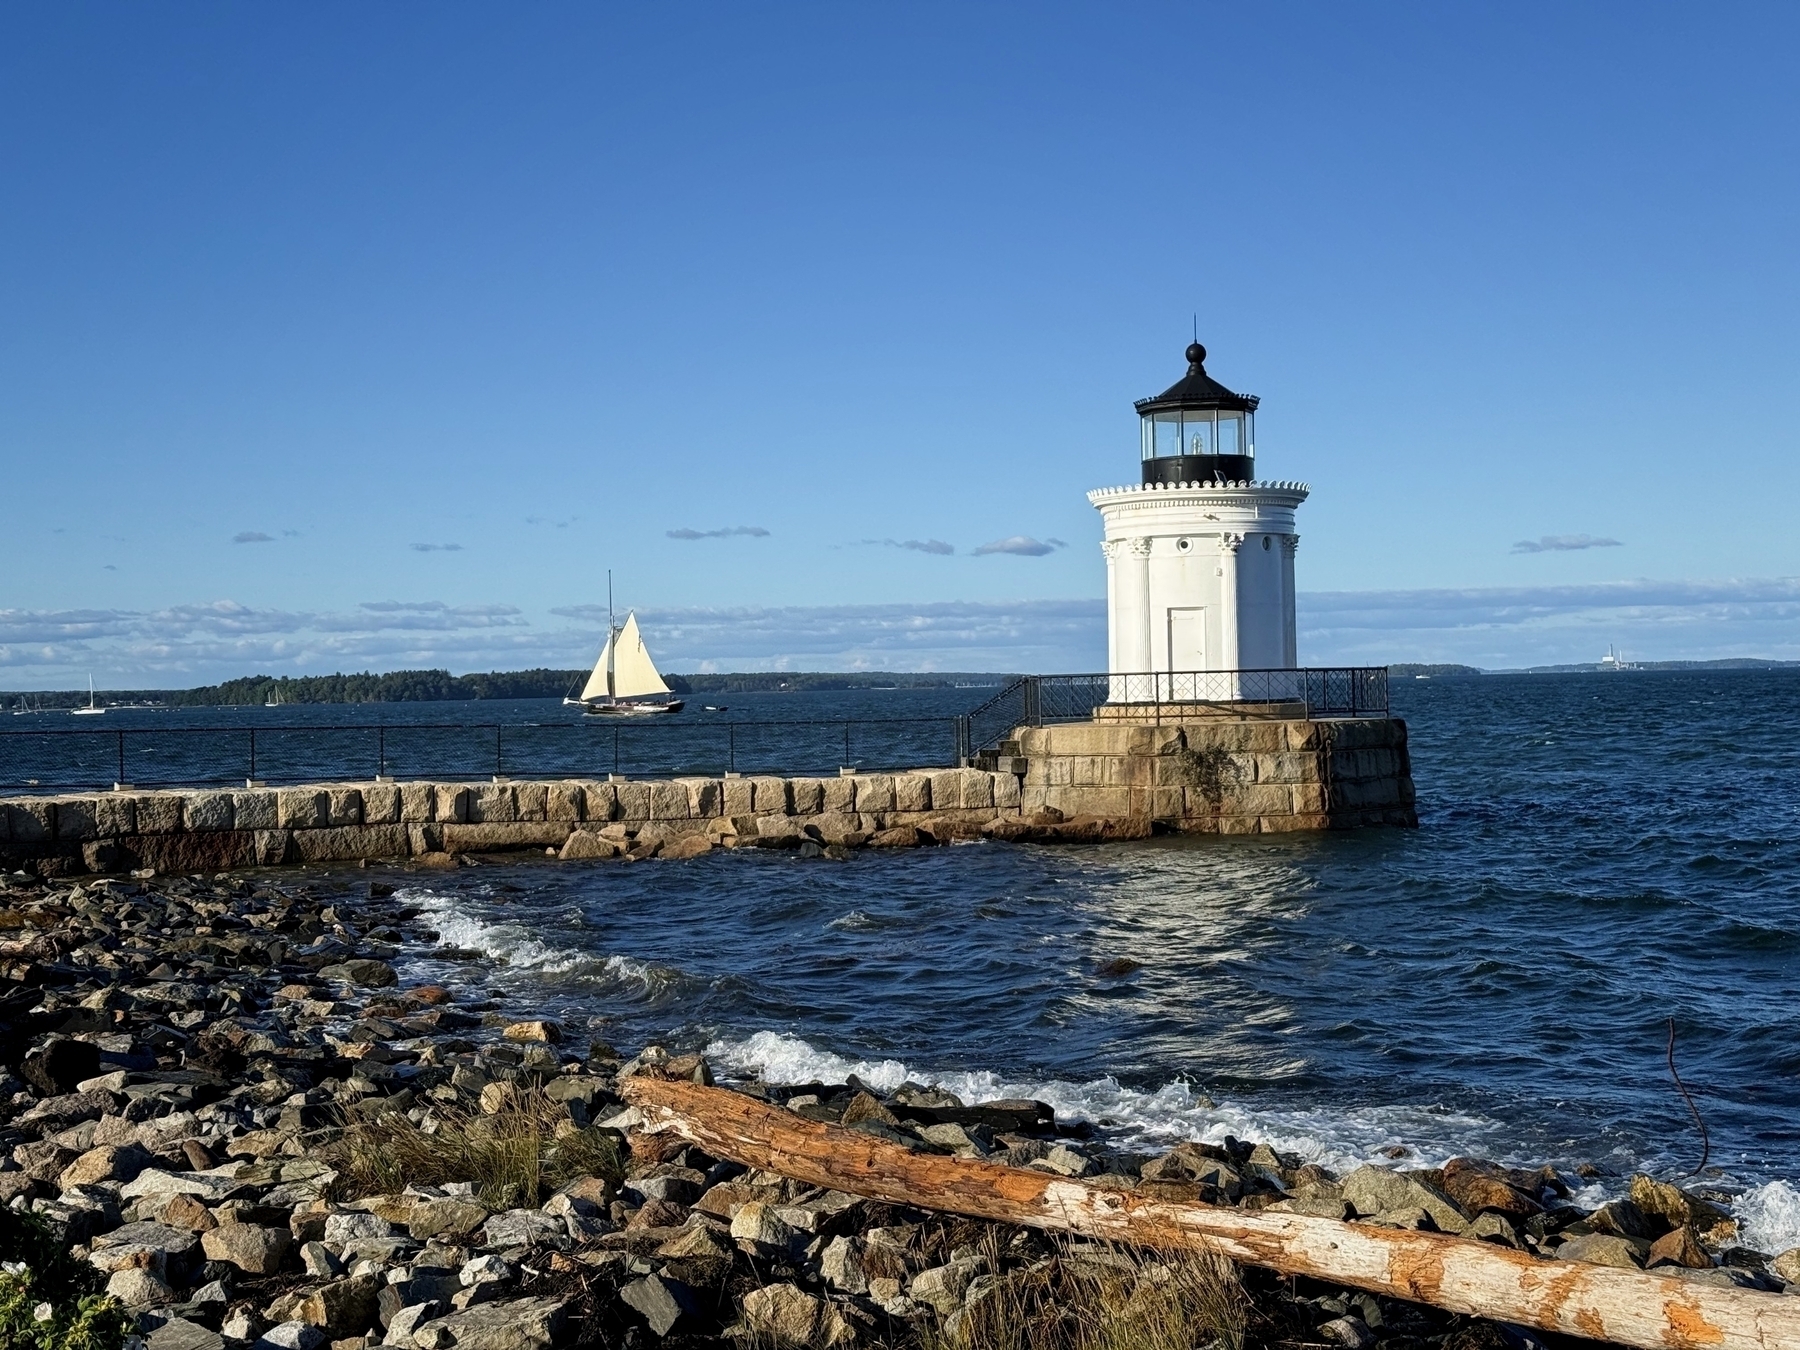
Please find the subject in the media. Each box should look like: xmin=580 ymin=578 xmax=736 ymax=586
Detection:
xmin=325 ymin=1087 xmax=625 ymax=1208
xmin=928 ymin=1240 xmax=1249 ymax=1350
xmin=0 ymin=1210 xmax=135 ymax=1350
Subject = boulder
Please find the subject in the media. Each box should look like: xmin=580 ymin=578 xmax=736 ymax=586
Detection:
xmin=661 ymin=834 xmax=713 ymax=860
xmin=406 ymin=1295 xmax=568 ymax=1350
xmin=1628 ymin=1173 xmax=1731 ymax=1234
xmin=203 ymin=1222 xmax=292 ymax=1275
xmin=1556 ymin=1233 xmax=1645 ymax=1269
xmin=255 ymin=1323 xmax=327 ymax=1350
xmin=730 ymin=1200 xmax=795 ymax=1250
xmin=1770 ymin=1247 xmax=1800 ymax=1286
xmin=23 ymin=1037 xmax=101 ymax=1095
xmin=480 ymin=1209 xmax=567 ymax=1250
xmin=558 ymin=831 xmax=620 ymax=861
xmin=58 ymin=1142 xmax=151 ymax=1190
xmin=146 ymin=1316 xmax=226 ymax=1350
xmin=107 ymin=1266 xmax=175 ymax=1307
xmin=821 ymin=1235 xmax=869 ymax=1294
xmin=299 ymin=1274 xmax=382 ymax=1334
xmin=1647 ymin=1225 xmax=1713 ymax=1270
xmin=620 ymin=1273 xmax=696 ymax=1338
xmin=738 ymin=1285 xmax=854 ymax=1347
xmin=1341 ymin=1165 xmax=1466 ymax=1234
xmin=501 ymin=1019 xmax=560 ymax=1044
xmin=910 ymin=1259 xmax=982 ymax=1314
xmin=408 ymin=1198 xmax=490 ymax=1241
xmin=1440 ymin=1157 xmax=1543 ymax=1217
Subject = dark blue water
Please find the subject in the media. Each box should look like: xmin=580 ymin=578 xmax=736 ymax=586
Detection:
xmin=0 ymin=687 xmax=991 ymax=790
xmin=77 ymin=673 xmax=1800 ymax=1240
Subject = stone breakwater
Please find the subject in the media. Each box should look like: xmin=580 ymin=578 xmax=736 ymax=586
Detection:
xmin=2 ymin=867 xmax=1794 ymax=1350
xmin=0 ymin=715 xmax=1416 ymax=878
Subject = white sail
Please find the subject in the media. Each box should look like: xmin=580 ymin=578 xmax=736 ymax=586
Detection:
xmin=610 ymin=613 xmax=672 ymax=699
xmin=578 ymin=631 xmax=616 ymax=702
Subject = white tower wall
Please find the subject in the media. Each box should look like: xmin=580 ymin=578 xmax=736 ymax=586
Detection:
xmin=1090 ymin=481 xmax=1307 ymax=675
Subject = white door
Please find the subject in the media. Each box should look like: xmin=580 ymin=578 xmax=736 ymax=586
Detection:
xmin=1166 ymin=607 xmax=1206 ymax=699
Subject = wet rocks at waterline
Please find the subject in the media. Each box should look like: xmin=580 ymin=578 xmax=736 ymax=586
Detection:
xmin=0 ymin=868 xmax=1791 ymax=1350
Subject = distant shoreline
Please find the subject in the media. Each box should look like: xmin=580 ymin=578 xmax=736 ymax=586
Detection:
xmin=5 ymin=660 xmax=1799 ymax=710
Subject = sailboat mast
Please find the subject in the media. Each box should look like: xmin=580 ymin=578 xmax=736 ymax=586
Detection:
xmin=607 ymin=571 xmax=617 ymax=701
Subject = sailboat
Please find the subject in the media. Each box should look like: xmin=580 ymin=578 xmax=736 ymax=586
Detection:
xmin=573 ymin=580 xmax=684 ymax=715
xmin=71 ymin=675 xmax=106 ymax=715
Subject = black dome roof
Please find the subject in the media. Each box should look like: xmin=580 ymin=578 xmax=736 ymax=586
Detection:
xmin=1133 ymin=342 xmax=1259 ymax=416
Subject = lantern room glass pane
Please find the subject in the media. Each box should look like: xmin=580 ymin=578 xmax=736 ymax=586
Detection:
xmin=1181 ymin=412 xmax=1212 ymax=457
xmin=1152 ymin=413 xmax=1180 ymax=457
xmin=1217 ymin=413 xmax=1241 ymax=456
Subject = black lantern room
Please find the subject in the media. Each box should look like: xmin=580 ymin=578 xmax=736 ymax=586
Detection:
xmin=1135 ymin=342 xmax=1259 ymax=486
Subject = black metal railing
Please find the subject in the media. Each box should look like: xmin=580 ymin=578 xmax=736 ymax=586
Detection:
xmin=958 ymin=667 xmax=1388 ymax=755
xmin=0 ymin=718 xmax=960 ymax=794
xmin=0 ymin=668 xmax=1388 ymax=792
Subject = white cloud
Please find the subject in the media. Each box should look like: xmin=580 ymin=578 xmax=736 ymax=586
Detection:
xmin=852 ymin=538 xmax=956 ymax=556
xmin=1511 ymin=534 xmax=1623 ymax=554
xmin=3 ymin=576 xmax=1798 ymax=686
xmin=666 ymin=526 xmax=770 ymax=540
xmin=971 ymin=536 xmax=1065 ymax=557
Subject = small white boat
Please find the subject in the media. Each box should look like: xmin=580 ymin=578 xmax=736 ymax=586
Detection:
xmin=574 ymin=580 xmax=683 ymax=716
xmin=71 ymin=675 xmax=106 ymax=715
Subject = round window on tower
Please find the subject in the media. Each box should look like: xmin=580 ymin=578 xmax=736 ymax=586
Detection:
xmin=1176 ymin=537 xmax=1192 ymax=553
xmin=1262 ymin=535 xmax=1272 ymax=551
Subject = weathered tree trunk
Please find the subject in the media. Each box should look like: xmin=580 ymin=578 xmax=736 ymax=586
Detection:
xmin=622 ymin=1077 xmax=1800 ymax=1350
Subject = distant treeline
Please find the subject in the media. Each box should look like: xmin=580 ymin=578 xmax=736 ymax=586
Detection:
xmin=1 ymin=668 xmax=1014 ymax=708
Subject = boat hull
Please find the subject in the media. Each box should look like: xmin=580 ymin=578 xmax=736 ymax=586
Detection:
xmin=583 ymin=699 xmax=685 ymax=716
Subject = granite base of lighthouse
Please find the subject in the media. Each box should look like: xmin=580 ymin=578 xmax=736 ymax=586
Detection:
xmin=980 ymin=706 xmax=1417 ymax=833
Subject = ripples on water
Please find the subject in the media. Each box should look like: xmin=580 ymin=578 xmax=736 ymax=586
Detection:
xmin=387 ymin=671 xmax=1800 ymax=1249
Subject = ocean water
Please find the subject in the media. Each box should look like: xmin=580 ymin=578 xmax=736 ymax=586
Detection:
xmin=376 ymin=671 xmax=1800 ymax=1249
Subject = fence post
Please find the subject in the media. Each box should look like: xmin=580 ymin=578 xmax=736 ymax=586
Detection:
xmin=613 ymin=727 xmax=620 ymax=776
xmin=495 ymin=726 xmax=503 ymax=778
xmin=728 ymin=724 xmax=735 ymax=773
xmin=954 ymin=715 xmax=970 ymax=766
xmin=249 ymin=728 xmax=257 ymax=784
xmin=843 ymin=721 xmax=851 ymax=769
xmin=1024 ymin=675 xmax=1041 ymax=727
xmin=378 ymin=726 xmax=386 ymax=779
xmin=115 ymin=730 xmax=124 ymax=787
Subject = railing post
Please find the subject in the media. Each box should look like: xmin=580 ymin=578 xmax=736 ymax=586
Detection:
xmin=955 ymin=715 xmax=970 ymax=766
xmin=249 ymin=728 xmax=257 ymax=784
xmin=843 ymin=721 xmax=851 ymax=769
xmin=728 ymin=723 xmax=736 ymax=774
xmin=1024 ymin=675 xmax=1041 ymax=727
xmin=378 ymin=726 xmax=386 ymax=779
xmin=116 ymin=729 xmax=124 ymax=787
xmin=613 ymin=726 xmax=620 ymax=776
xmin=495 ymin=726 xmax=503 ymax=778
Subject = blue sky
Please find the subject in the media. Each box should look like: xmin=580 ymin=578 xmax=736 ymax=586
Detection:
xmin=4 ymin=3 xmax=1798 ymax=682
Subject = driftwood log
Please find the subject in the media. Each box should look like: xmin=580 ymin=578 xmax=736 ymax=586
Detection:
xmin=623 ymin=1076 xmax=1800 ymax=1350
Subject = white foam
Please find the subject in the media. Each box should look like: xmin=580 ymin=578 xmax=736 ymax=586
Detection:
xmin=1736 ymin=1180 xmax=1800 ymax=1256
xmin=398 ymin=886 xmax=668 ymax=995
xmin=706 ymin=1030 xmax=1506 ymax=1176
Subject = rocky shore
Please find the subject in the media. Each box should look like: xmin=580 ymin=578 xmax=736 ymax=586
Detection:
xmin=3 ymin=865 xmax=1795 ymax=1350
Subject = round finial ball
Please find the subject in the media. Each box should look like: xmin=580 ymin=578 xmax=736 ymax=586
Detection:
xmin=1186 ymin=342 xmax=1206 ymax=365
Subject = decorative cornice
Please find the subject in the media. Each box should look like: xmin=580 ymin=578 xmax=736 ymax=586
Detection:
xmin=1125 ymin=536 xmax=1154 ymax=557
xmin=1099 ymin=539 xmax=1122 ymax=560
xmin=1088 ymin=480 xmax=1309 ymax=506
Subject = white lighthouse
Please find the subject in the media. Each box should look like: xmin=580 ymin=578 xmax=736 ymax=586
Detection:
xmin=1089 ymin=343 xmax=1307 ymax=695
